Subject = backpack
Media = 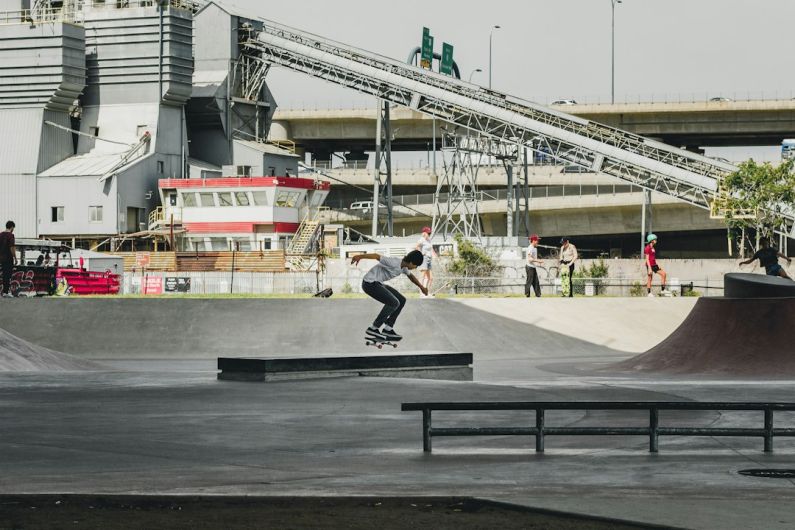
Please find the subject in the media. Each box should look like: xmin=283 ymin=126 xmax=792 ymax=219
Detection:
xmin=313 ymin=288 xmax=333 ymax=298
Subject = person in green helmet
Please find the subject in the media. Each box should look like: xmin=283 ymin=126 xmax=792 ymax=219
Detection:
xmin=644 ymin=233 xmax=668 ymax=297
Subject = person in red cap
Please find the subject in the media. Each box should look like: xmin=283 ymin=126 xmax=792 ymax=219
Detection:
xmin=525 ymin=234 xmax=543 ymax=297
xmin=415 ymin=226 xmax=437 ymax=296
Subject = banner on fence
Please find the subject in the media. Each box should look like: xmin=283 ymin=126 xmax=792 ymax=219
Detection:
xmin=143 ymin=275 xmax=163 ymax=295
xmin=165 ymin=277 xmax=191 ymax=293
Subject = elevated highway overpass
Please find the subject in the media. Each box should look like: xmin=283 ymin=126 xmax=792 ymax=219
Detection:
xmin=272 ymin=99 xmax=795 ymax=154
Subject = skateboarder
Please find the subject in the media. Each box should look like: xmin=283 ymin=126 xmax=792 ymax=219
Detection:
xmin=559 ymin=237 xmax=577 ymax=297
xmin=739 ymin=237 xmax=792 ymax=280
xmin=644 ymin=233 xmax=668 ymax=296
xmin=0 ymin=221 xmax=16 ymax=298
xmin=525 ymin=234 xmax=543 ymax=297
xmin=352 ymin=250 xmax=427 ymax=343
xmin=416 ymin=226 xmax=437 ymax=296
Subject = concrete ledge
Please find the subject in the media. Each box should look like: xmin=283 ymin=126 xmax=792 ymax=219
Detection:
xmin=724 ymin=272 xmax=795 ymax=298
xmin=217 ymin=353 xmax=474 ymax=382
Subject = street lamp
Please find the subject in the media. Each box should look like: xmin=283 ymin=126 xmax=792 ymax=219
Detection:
xmin=489 ymin=25 xmax=501 ymax=90
xmin=611 ymin=0 xmax=622 ymax=104
xmin=468 ymin=68 xmax=483 ymax=83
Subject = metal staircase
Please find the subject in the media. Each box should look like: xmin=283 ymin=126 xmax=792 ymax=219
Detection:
xmin=235 ymin=17 xmax=795 ymax=236
xmin=286 ymin=207 xmax=326 ymax=271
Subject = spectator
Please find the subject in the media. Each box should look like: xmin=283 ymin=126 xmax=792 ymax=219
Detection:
xmin=559 ymin=237 xmax=577 ymax=298
xmin=0 ymin=221 xmax=17 ymax=298
xmin=416 ymin=226 xmax=438 ymax=296
xmin=525 ymin=234 xmax=543 ymax=297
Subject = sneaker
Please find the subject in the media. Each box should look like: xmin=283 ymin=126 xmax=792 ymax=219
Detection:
xmin=366 ymin=326 xmax=383 ymax=338
xmin=1 ymin=293 xmax=13 ymax=298
xmin=647 ymin=293 xmax=655 ymax=298
xmin=381 ymin=328 xmax=403 ymax=341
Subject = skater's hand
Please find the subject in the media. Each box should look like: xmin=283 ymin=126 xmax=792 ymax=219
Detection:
xmin=350 ymin=255 xmax=362 ymax=266
xmin=420 ymin=285 xmax=429 ymax=296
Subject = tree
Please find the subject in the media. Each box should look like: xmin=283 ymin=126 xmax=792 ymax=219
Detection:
xmin=448 ymin=233 xmax=497 ymax=277
xmin=719 ymin=159 xmax=795 ymax=253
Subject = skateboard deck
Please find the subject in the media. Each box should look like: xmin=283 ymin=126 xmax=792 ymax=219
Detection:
xmin=365 ymin=336 xmax=399 ymax=349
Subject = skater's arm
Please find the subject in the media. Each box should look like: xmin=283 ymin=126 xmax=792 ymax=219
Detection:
xmin=408 ymin=273 xmax=429 ymax=296
xmin=777 ymin=251 xmax=792 ymax=263
xmin=350 ymin=253 xmax=381 ymax=265
xmin=738 ymin=257 xmax=754 ymax=266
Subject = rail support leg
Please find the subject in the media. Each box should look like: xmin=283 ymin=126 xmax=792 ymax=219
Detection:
xmin=764 ymin=409 xmax=773 ymax=453
xmin=422 ymin=409 xmax=432 ymax=453
xmin=535 ymin=409 xmax=545 ymax=453
xmin=649 ymin=408 xmax=659 ymax=453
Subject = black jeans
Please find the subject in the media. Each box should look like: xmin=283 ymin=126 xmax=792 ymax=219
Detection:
xmin=362 ymin=281 xmax=406 ymax=328
xmin=525 ymin=266 xmax=541 ymax=297
xmin=1 ymin=260 xmax=12 ymax=295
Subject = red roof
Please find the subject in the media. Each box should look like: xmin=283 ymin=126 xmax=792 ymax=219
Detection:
xmin=159 ymin=177 xmax=330 ymax=191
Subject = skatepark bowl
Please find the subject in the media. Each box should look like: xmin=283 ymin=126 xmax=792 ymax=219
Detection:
xmin=2 ymin=290 xmax=795 ymax=529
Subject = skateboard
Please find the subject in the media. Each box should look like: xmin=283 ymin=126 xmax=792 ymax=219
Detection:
xmin=421 ymin=280 xmax=450 ymax=298
xmin=560 ymin=265 xmax=571 ymax=297
xmin=365 ymin=336 xmax=399 ymax=349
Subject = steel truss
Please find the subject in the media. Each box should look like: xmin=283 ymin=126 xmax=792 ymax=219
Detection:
xmin=432 ymin=134 xmax=483 ymax=242
xmin=240 ymin=18 xmax=795 ymax=236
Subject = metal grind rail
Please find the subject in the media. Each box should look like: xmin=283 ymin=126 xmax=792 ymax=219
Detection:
xmin=400 ymin=402 xmax=795 ymax=453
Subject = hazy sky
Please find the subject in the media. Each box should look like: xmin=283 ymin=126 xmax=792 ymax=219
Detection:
xmin=221 ymin=0 xmax=794 ymax=159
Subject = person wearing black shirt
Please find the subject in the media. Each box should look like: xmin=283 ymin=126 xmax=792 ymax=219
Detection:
xmin=739 ymin=238 xmax=792 ymax=280
xmin=0 ymin=220 xmax=16 ymax=297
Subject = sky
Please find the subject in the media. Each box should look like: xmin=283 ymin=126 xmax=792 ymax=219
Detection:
xmin=220 ymin=0 xmax=795 ymax=159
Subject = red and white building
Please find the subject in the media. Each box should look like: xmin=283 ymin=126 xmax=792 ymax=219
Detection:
xmin=153 ymin=176 xmax=330 ymax=251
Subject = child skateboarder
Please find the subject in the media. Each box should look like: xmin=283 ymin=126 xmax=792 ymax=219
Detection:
xmin=739 ymin=237 xmax=793 ymax=280
xmin=352 ymin=250 xmax=427 ymax=343
xmin=644 ymin=233 xmax=669 ymax=296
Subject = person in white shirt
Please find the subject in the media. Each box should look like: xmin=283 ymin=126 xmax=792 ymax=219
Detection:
xmin=352 ymin=250 xmax=427 ymax=342
xmin=525 ymin=234 xmax=543 ymax=297
xmin=559 ymin=237 xmax=578 ymax=298
xmin=415 ymin=226 xmax=437 ymax=296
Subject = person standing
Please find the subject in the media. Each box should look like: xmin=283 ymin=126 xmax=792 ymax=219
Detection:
xmin=559 ymin=237 xmax=577 ymax=298
xmin=416 ymin=226 xmax=437 ymax=296
xmin=0 ymin=221 xmax=17 ymax=298
xmin=644 ymin=233 xmax=668 ymax=297
xmin=739 ymin=237 xmax=792 ymax=280
xmin=525 ymin=234 xmax=543 ymax=297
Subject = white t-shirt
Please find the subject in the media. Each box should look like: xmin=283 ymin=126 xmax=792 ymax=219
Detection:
xmin=363 ymin=256 xmax=410 ymax=283
xmin=526 ymin=245 xmax=538 ymax=268
xmin=417 ymin=237 xmax=434 ymax=258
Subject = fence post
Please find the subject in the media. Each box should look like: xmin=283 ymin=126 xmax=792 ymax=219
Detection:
xmin=649 ymin=407 xmax=659 ymax=453
xmin=535 ymin=408 xmax=545 ymax=452
xmin=764 ymin=408 xmax=774 ymax=453
xmin=422 ymin=409 xmax=432 ymax=453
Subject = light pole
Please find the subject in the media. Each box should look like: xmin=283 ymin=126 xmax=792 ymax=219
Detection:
xmin=611 ymin=0 xmax=622 ymax=104
xmin=489 ymin=25 xmax=500 ymax=89
xmin=468 ymin=68 xmax=483 ymax=83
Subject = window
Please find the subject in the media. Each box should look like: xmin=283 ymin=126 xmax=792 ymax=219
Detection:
xmin=218 ymin=192 xmax=233 ymax=207
xmin=88 ymin=206 xmax=103 ymax=223
xmin=268 ymin=167 xmax=276 ymax=177
xmin=236 ymin=165 xmax=252 ymax=177
xmin=192 ymin=239 xmax=207 ymax=251
xmin=88 ymin=126 xmax=99 ymax=137
xmin=210 ymin=237 xmax=228 ymax=251
xmin=157 ymin=161 xmax=164 ymax=174
xmin=182 ymin=193 xmax=197 ymax=207
xmin=237 ymin=239 xmax=252 ymax=251
xmin=235 ymin=192 xmax=250 ymax=206
xmin=261 ymin=240 xmax=272 ymax=250
xmin=51 ymin=206 xmax=64 ymax=222
xmin=251 ymin=191 xmax=269 ymax=206
xmin=136 ymin=125 xmax=148 ymax=137
xmin=275 ymin=191 xmax=300 ymax=207
xmin=199 ymin=193 xmax=215 ymax=207
xmin=168 ymin=194 xmax=177 ymax=206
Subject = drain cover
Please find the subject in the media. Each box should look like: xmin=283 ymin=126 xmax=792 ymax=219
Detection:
xmin=739 ymin=469 xmax=795 ymax=479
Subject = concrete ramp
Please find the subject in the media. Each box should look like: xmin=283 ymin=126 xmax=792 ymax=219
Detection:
xmin=0 ymin=328 xmax=101 ymax=372
xmin=612 ymin=297 xmax=795 ymax=377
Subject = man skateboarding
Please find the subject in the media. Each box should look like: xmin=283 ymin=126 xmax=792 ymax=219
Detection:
xmin=739 ymin=237 xmax=792 ymax=280
xmin=559 ymin=237 xmax=577 ymax=297
xmin=644 ymin=234 xmax=668 ymax=296
xmin=0 ymin=221 xmax=16 ymax=298
xmin=352 ymin=250 xmax=427 ymax=343
xmin=525 ymin=234 xmax=543 ymax=297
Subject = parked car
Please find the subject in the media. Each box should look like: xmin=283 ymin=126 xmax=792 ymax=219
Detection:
xmin=709 ymin=97 xmax=733 ymax=102
xmin=350 ymin=201 xmax=373 ymax=210
xmin=551 ymin=99 xmax=578 ymax=106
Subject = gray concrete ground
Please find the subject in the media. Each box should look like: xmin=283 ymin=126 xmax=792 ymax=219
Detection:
xmin=1 ymin=298 xmax=794 ymax=529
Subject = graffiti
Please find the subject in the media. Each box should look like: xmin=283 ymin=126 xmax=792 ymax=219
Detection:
xmin=0 ymin=269 xmax=35 ymax=297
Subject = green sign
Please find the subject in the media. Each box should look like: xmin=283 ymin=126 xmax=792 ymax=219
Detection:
xmin=421 ymin=27 xmax=434 ymax=69
xmin=440 ymin=42 xmax=454 ymax=76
